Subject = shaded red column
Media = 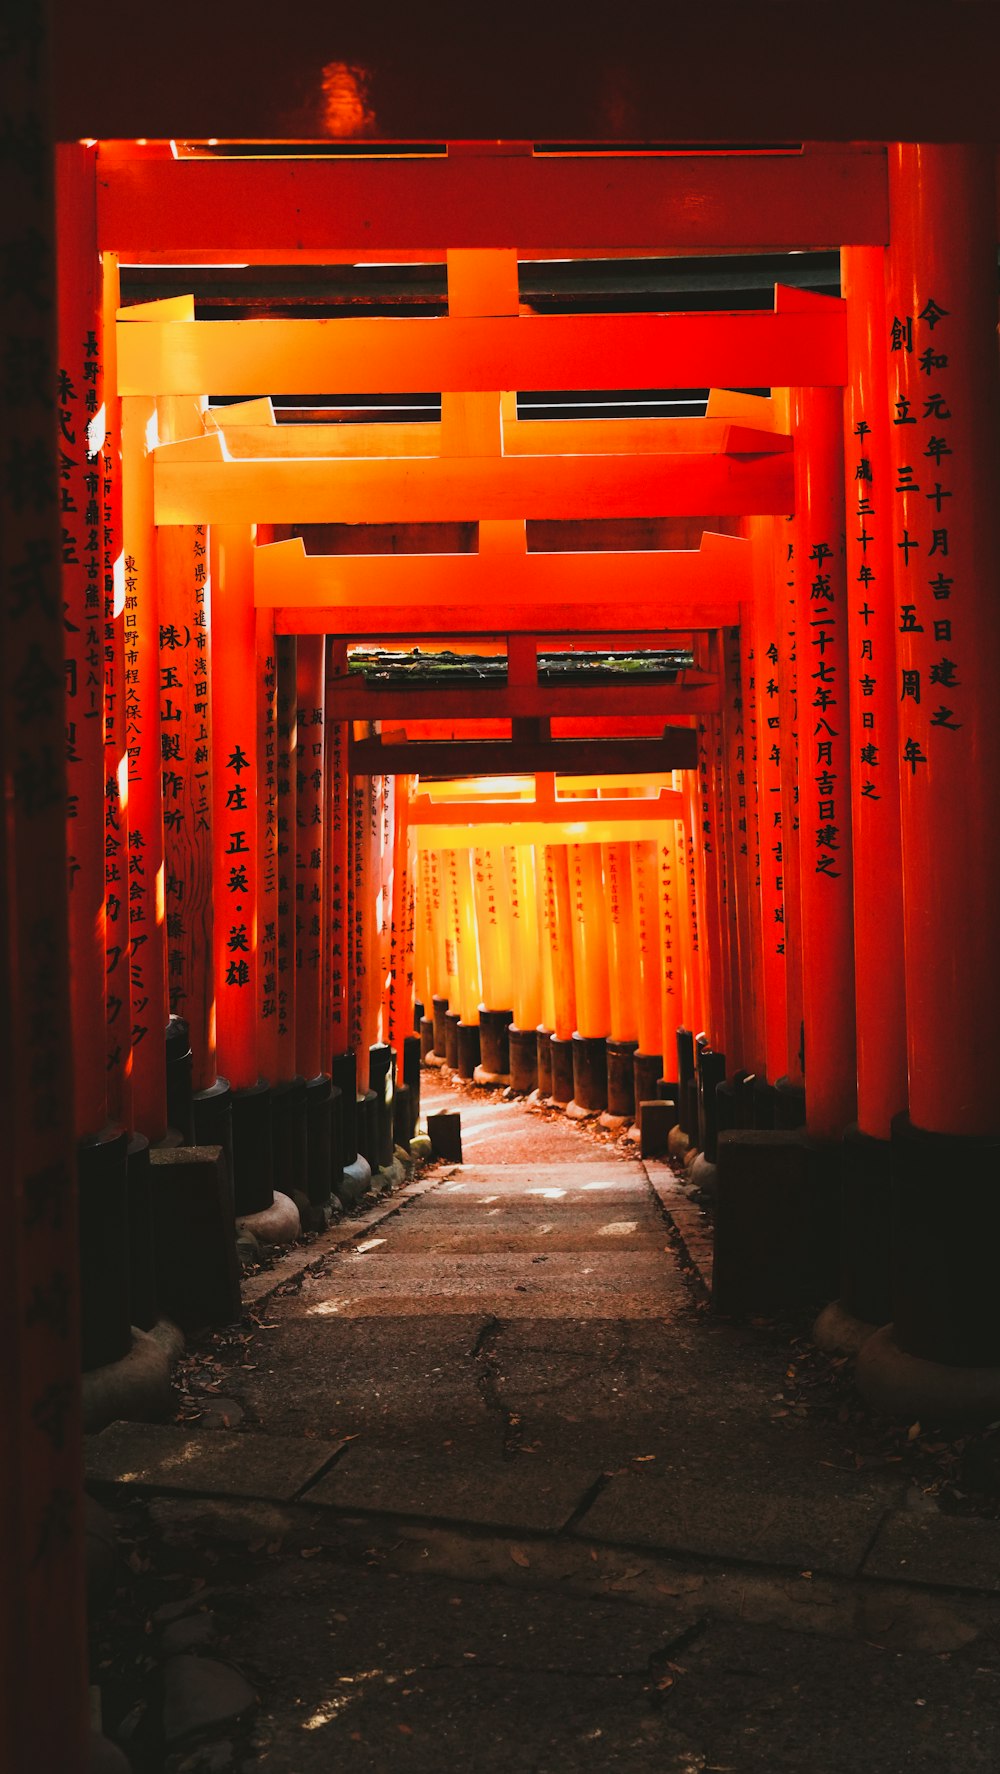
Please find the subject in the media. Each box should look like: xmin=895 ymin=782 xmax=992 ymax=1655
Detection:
xmin=1 ymin=25 xmax=88 ymax=1761
xmin=295 ymin=635 xmax=326 ymax=1080
xmin=210 ymin=526 xmax=258 ymax=1092
xmin=256 ymin=605 xmax=279 ymax=1085
xmin=791 ymin=384 xmax=857 ymax=1138
xmin=775 ymin=505 xmax=805 ymax=1097
xmin=749 ymin=516 xmax=789 ymax=1084
xmin=156 ymin=400 xmax=216 ymax=1090
xmin=56 ymin=143 xmax=107 ymax=1141
xmin=886 ymin=146 xmax=1000 ymax=1139
xmin=325 ymin=687 xmax=350 ymax=1061
xmin=386 ymin=775 xmax=413 ymax=1051
xmin=842 ymin=247 xmax=907 ymax=1141
xmin=275 ymin=636 xmax=298 ymax=1080
xmin=101 ymin=259 xmax=130 ymax=1130
xmin=120 ymin=393 xmax=168 ymax=1142
xmin=737 ymin=603 xmax=766 ymax=1076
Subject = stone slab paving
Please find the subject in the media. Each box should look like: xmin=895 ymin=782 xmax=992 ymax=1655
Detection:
xmin=862 ymin=1506 xmax=1000 ymax=1591
xmin=303 ymin=1447 xmax=600 ymax=1532
xmin=574 ymin=1468 xmax=898 ymax=1577
xmin=85 ymin=1420 xmax=341 ymax=1502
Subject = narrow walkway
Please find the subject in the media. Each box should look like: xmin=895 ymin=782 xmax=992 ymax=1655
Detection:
xmin=88 ymin=1084 xmax=1000 ymax=1771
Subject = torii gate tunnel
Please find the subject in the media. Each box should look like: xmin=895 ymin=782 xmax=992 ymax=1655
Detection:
xmin=2 ymin=19 xmax=1000 ymax=1764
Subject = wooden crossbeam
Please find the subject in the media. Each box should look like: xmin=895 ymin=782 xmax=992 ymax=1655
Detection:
xmin=350 ymin=732 xmax=696 ymax=775
xmin=96 ymin=145 xmax=889 ymax=257
xmin=256 ymin=532 xmax=748 ymax=635
xmin=328 ymin=678 xmax=720 ymax=719
xmin=155 ymin=440 xmax=793 ymax=524
xmin=118 ymin=299 xmax=846 ymax=396
xmin=200 ymin=409 xmax=792 ymax=459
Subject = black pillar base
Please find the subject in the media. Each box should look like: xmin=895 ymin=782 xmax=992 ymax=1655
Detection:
xmin=444 ymin=1010 xmax=461 ymax=1069
xmin=165 ymin=1015 xmax=194 ymax=1144
xmin=150 ymin=1145 xmax=241 ymax=1331
xmin=836 ymin=1123 xmax=893 ymax=1329
xmin=357 ymin=1088 xmax=379 ymax=1169
xmin=394 ymin=1079 xmax=417 ymax=1147
xmin=550 ymin=1035 xmax=574 ymax=1107
xmin=891 ymin=1114 xmax=1000 ymax=1367
xmin=331 ymin=1052 xmax=359 ymax=1165
xmin=304 ymin=1073 xmax=333 ymax=1206
xmin=456 ymin=1021 xmax=482 ymax=1081
xmin=328 ymin=1084 xmax=344 ymax=1192
xmin=774 ymin=1075 xmax=807 ymax=1130
xmin=432 ymin=995 xmax=450 ymax=1057
xmin=508 ymin=1025 xmax=538 ymax=1095
xmin=231 ymin=1080 xmax=274 ymax=1216
xmin=633 ymin=1052 xmax=663 ymax=1113
xmin=606 ymin=1039 xmax=638 ymax=1118
xmin=419 ymin=1015 xmax=435 ymax=1060
xmin=713 ymin=1130 xmax=839 ymax=1316
xmin=403 ymin=1032 xmax=422 ymax=1132
xmin=126 ymin=1130 xmax=157 ymax=1334
xmin=271 ymin=1076 xmax=308 ymax=1201
xmin=753 ymin=1078 xmax=777 ymax=1130
xmin=413 ymin=999 xmax=424 ymax=1031
xmin=79 ymin=1126 xmax=131 ymax=1371
xmin=369 ymin=1044 xmax=396 ymax=1168
xmin=191 ymin=1076 xmax=234 ymax=1195
xmin=478 ymin=1008 xmax=513 ymax=1078
xmin=676 ymin=1028 xmax=695 ymax=1132
xmin=535 ymin=1028 xmax=554 ymax=1097
xmin=427 ymin=1110 xmax=462 ymax=1162
xmin=698 ymin=1050 xmax=727 ymax=1160
xmin=571 ymin=1033 xmax=608 ymax=1113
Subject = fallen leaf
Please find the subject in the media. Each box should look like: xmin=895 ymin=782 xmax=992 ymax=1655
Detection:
xmin=300 ymin=1547 xmax=321 ymax=1559
xmin=908 ymin=1421 xmax=922 ymax=1442
xmin=510 ymin=1546 xmax=531 ymax=1568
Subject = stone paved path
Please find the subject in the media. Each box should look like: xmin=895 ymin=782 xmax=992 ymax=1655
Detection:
xmin=87 ymin=1080 xmax=1000 ymax=1771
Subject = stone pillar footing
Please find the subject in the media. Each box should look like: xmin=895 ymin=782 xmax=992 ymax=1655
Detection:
xmin=813 ymin=1298 xmax=879 ymax=1358
xmin=857 ymin=1324 xmax=1000 ymax=1427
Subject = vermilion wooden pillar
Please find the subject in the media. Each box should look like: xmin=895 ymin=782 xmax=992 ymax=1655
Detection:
xmin=791 ymin=385 xmax=857 ymax=1138
xmin=885 ymin=147 xmax=1000 ymax=1140
xmin=120 ymin=393 xmax=168 ymax=1141
xmin=295 ymin=635 xmax=326 ymax=1079
xmin=275 ymin=636 xmax=297 ymax=1076
xmin=256 ymin=605 xmax=279 ymax=1084
xmin=603 ymin=838 xmax=638 ymax=1043
xmin=657 ymin=826 xmax=682 ymax=1069
xmin=210 ymin=526 xmax=259 ymax=1092
xmin=749 ymin=516 xmax=788 ymax=1083
xmin=57 ymin=144 xmax=107 ymax=1141
xmin=1 ymin=25 xmax=88 ymax=1762
xmin=386 ymin=775 xmax=413 ymax=1050
xmin=156 ymin=396 xmax=215 ymax=1091
xmin=102 ymin=257 xmax=130 ymax=1129
xmin=569 ymin=842 xmax=610 ymax=1038
xmin=856 ymin=145 xmax=1000 ymax=1391
xmin=722 ymin=623 xmax=760 ymax=1072
xmin=683 ymin=768 xmax=710 ymax=1039
xmin=508 ymin=844 xmax=542 ymax=1032
xmin=842 ymin=249 xmax=907 ymax=1142
xmin=775 ymin=506 xmax=805 ymax=1102
xmin=631 ymin=839 xmax=662 ymax=1058
xmin=544 ymin=844 xmax=577 ymax=1042
xmin=325 ymin=684 xmax=350 ymax=1061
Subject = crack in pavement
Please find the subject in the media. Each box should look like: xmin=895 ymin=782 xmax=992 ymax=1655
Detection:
xmin=472 ymin=1316 xmax=524 ymax=1458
